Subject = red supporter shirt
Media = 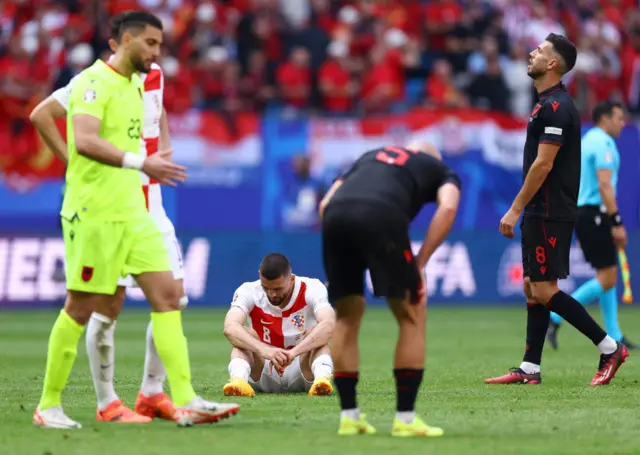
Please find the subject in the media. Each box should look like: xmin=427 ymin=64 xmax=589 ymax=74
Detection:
xmin=318 ymin=60 xmax=351 ymax=112
xmin=277 ymin=62 xmax=311 ymax=108
xmin=424 ymin=1 xmax=462 ymax=51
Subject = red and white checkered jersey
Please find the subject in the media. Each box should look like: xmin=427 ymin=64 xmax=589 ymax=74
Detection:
xmin=231 ymin=276 xmax=331 ymax=349
xmin=52 ymin=62 xmax=173 ymax=233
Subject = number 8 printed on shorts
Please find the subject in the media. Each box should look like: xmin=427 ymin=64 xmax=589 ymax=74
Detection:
xmin=535 ymin=246 xmax=546 ymax=264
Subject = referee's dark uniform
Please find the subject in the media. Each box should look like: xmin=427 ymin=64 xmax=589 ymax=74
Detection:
xmin=521 ymin=82 xmax=581 ymax=283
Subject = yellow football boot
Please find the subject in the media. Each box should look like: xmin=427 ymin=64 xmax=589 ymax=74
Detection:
xmin=308 ymin=376 xmax=333 ymax=396
xmin=391 ymin=415 xmax=444 ymax=437
xmin=223 ymin=378 xmax=256 ymax=397
xmin=337 ymin=413 xmax=377 ymax=436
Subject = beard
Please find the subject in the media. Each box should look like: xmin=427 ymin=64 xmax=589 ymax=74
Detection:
xmin=527 ymin=65 xmax=546 ymax=80
xmin=131 ymin=54 xmax=150 ymax=73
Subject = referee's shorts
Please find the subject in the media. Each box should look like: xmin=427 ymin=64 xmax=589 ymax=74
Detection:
xmin=575 ymin=205 xmax=618 ymax=270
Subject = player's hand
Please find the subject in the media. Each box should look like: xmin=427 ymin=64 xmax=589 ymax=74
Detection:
xmin=612 ymin=225 xmax=628 ymax=248
xmin=262 ymin=346 xmax=288 ymax=376
xmin=499 ymin=207 xmax=521 ymax=239
xmin=283 ymin=349 xmax=297 ymax=367
xmin=142 ymin=152 xmax=186 ymax=187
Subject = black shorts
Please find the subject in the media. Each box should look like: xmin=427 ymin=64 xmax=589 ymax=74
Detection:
xmin=521 ymin=216 xmax=574 ymax=283
xmin=575 ymin=205 xmax=617 ymax=269
xmin=321 ymin=201 xmax=420 ymax=303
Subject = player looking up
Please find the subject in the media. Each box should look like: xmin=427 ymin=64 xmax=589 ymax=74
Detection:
xmin=547 ymin=101 xmax=638 ymax=350
xmin=320 ymin=141 xmax=460 ymax=437
xmin=31 ymin=11 xmax=239 ymax=429
xmin=30 ymin=11 xmax=190 ymax=424
xmin=486 ymin=34 xmax=628 ymax=387
xmin=222 ymin=253 xmax=335 ymax=396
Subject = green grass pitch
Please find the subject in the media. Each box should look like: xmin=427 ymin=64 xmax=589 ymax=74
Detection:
xmin=1 ymin=306 xmax=639 ymax=455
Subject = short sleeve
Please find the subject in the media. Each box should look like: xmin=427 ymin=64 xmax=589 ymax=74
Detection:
xmin=69 ymin=74 xmax=110 ymax=121
xmin=594 ymin=138 xmax=617 ymax=172
xmin=231 ymin=283 xmax=255 ymax=315
xmin=51 ymin=76 xmax=77 ymax=111
xmin=539 ymin=100 xmax=570 ymax=146
xmin=305 ymin=279 xmax=331 ymax=314
xmin=442 ymin=168 xmax=462 ymax=190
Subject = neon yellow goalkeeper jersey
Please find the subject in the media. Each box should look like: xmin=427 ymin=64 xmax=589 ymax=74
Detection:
xmin=61 ymin=59 xmax=146 ymax=221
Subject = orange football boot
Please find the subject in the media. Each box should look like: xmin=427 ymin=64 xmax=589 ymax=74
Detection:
xmin=134 ymin=392 xmax=177 ymax=421
xmin=96 ymin=400 xmax=152 ymax=423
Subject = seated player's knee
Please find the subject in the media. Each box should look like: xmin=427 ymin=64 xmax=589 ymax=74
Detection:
xmin=529 ymin=281 xmax=559 ymax=305
xmin=596 ymin=267 xmax=617 ymax=291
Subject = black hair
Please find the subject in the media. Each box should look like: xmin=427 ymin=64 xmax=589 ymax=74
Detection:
xmin=111 ymin=11 xmax=163 ymax=43
xmin=592 ymin=100 xmax=624 ymax=124
xmin=259 ymin=253 xmax=291 ymax=280
xmin=545 ymin=33 xmax=577 ymax=74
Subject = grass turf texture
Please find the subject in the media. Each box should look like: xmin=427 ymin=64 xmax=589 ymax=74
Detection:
xmin=1 ymin=306 xmax=639 ymax=455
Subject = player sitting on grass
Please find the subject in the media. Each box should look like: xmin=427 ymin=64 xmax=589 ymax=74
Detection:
xmin=222 ymin=253 xmax=335 ymax=396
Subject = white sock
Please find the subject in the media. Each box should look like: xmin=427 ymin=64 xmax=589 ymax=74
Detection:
xmin=86 ymin=313 xmax=119 ymax=410
xmin=228 ymin=358 xmax=251 ymax=381
xmin=311 ymin=354 xmax=333 ymax=379
xmin=519 ymin=361 xmax=540 ymax=374
xmin=140 ymin=320 xmax=167 ymax=397
xmin=597 ymin=335 xmax=618 ymax=355
xmin=396 ymin=411 xmax=416 ymax=424
xmin=340 ymin=408 xmax=360 ymax=420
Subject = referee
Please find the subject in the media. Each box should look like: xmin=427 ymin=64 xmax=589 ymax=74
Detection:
xmin=486 ymin=34 xmax=628 ymax=386
xmin=547 ymin=100 xmax=638 ymax=350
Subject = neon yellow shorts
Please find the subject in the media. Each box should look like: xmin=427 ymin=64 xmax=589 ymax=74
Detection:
xmin=62 ymin=214 xmax=171 ymax=294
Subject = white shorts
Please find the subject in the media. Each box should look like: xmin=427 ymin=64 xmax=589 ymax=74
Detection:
xmin=249 ymin=356 xmax=314 ymax=394
xmin=117 ymin=230 xmax=184 ymax=287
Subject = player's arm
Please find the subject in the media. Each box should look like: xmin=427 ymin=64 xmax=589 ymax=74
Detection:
xmin=71 ymin=77 xmax=133 ymax=167
xmin=319 ymin=156 xmax=364 ymax=218
xmin=597 ymin=169 xmax=618 ymax=214
xmin=288 ymin=282 xmax=335 ymax=357
xmin=223 ymin=307 xmax=270 ymax=355
xmin=511 ymin=103 xmax=569 ymax=212
xmin=158 ymin=107 xmax=172 ymax=160
xmin=288 ymin=307 xmax=335 ymax=358
xmin=416 ymin=180 xmax=460 ymax=268
xmin=29 ymin=95 xmax=69 ymax=164
xmin=511 ymin=142 xmax=560 ymax=212
xmin=594 ymin=144 xmax=626 ymax=246
xmin=318 ymin=179 xmax=343 ymax=219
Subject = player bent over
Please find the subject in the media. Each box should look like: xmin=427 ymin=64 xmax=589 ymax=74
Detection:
xmin=31 ymin=12 xmax=239 ymax=429
xmin=320 ymin=141 xmax=460 ymax=437
xmin=30 ymin=12 xmax=191 ymax=424
xmin=223 ymin=253 xmax=335 ymax=397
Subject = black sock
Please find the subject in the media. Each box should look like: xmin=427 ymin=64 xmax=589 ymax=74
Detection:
xmin=547 ymin=291 xmax=607 ymax=345
xmin=394 ymin=368 xmax=424 ymax=412
xmin=523 ymin=302 xmax=550 ymax=366
xmin=334 ymin=372 xmax=358 ymax=410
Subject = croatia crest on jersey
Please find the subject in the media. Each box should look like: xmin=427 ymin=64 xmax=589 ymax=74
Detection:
xmin=291 ymin=314 xmax=305 ymax=331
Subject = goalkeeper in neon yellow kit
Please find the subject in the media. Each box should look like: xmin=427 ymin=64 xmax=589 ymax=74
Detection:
xmin=33 ymin=11 xmax=239 ymax=429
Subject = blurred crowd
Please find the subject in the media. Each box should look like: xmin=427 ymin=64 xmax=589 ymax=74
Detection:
xmin=1 ymin=0 xmax=640 ymax=126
